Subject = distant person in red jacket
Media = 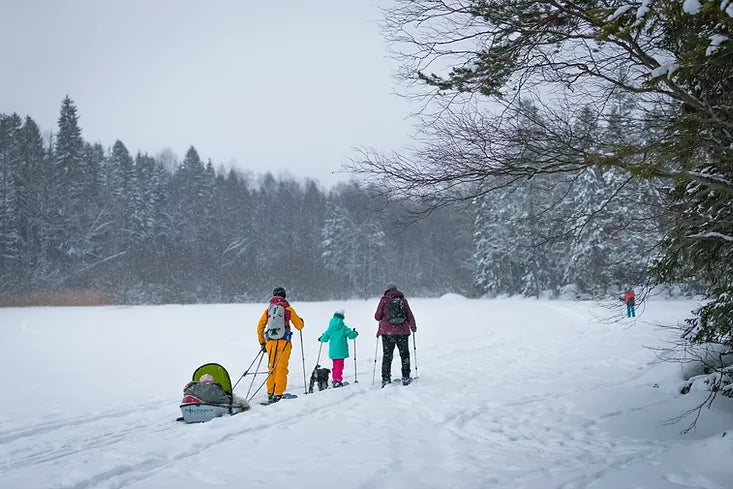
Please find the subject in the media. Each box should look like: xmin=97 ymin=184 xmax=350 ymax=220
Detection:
xmin=622 ymin=288 xmax=636 ymax=317
xmin=375 ymin=283 xmax=416 ymax=387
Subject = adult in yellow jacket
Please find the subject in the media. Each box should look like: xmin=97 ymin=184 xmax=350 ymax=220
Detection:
xmin=257 ymin=287 xmax=304 ymax=402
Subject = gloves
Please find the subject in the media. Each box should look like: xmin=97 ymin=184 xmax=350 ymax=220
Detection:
xmin=318 ymin=335 xmax=323 ymax=342
xmin=260 ymin=342 xmax=267 ymax=352
xmin=352 ymin=328 xmax=357 ymax=333
xmin=410 ymin=326 xmax=417 ymax=332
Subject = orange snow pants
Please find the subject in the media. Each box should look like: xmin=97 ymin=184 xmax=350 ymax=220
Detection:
xmin=265 ymin=339 xmax=292 ymax=396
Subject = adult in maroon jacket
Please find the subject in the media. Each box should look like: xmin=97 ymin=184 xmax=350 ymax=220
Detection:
xmin=375 ymin=283 xmax=417 ymax=387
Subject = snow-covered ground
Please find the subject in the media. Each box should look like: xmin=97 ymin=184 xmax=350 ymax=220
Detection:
xmin=1 ymin=296 xmax=732 ymax=489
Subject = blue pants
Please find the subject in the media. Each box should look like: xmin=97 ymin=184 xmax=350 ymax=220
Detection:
xmin=627 ymin=305 xmax=635 ymax=317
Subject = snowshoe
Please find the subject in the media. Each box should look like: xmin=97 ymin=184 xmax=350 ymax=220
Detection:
xmin=260 ymin=393 xmax=280 ymax=406
xmin=260 ymin=392 xmax=298 ymax=406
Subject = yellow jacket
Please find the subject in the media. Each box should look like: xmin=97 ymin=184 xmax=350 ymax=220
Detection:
xmin=257 ymin=298 xmax=304 ymax=344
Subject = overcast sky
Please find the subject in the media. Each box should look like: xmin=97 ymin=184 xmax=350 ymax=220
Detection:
xmin=0 ymin=0 xmax=413 ymax=187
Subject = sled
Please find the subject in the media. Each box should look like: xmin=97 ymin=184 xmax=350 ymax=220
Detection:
xmin=178 ymin=363 xmax=249 ymax=423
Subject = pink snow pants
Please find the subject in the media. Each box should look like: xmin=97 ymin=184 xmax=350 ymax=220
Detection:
xmin=332 ymin=358 xmax=345 ymax=382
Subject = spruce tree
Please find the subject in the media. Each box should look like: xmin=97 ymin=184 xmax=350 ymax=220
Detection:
xmin=51 ymin=96 xmax=87 ymax=275
xmin=0 ymin=113 xmax=23 ymax=291
xmin=17 ymin=116 xmax=51 ymax=287
xmin=106 ymin=140 xmax=136 ymax=253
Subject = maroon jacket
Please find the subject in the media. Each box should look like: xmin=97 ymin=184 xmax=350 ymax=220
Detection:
xmin=375 ymin=289 xmax=416 ymax=336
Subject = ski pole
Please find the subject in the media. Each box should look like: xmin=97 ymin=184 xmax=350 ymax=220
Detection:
xmin=232 ymin=349 xmax=265 ymax=391
xmin=315 ymin=339 xmax=323 ymax=366
xmin=308 ymin=341 xmax=323 ymax=394
xmin=299 ymin=329 xmax=307 ymax=395
xmin=248 ymin=340 xmax=286 ymax=402
xmin=353 ymin=333 xmax=358 ymax=384
xmin=245 ymin=347 xmax=267 ymax=399
xmin=412 ymin=332 xmax=419 ymax=380
xmin=372 ymin=336 xmax=379 ymax=386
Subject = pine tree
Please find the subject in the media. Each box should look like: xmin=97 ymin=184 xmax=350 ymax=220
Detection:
xmin=321 ymin=202 xmax=359 ymax=295
xmin=166 ymin=146 xmax=216 ymax=300
xmin=286 ymin=179 xmax=328 ymax=300
xmin=0 ymin=113 xmax=23 ymax=291
xmin=473 ymin=191 xmax=518 ymax=295
xmin=321 ymin=183 xmax=387 ymax=297
xmin=17 ymin=116 xmax=51 ymax=287
xmin=218 ymin=168 xmax=255 ymax=299
xmin=562 ymin=106 xmax=619 ymax=295
xmin=50 ymin=96 xmax=88 ymax=274
xmin=132 ymin=152 xmax=155 ymax=242
xmin=81 ymin=142 xmax=103 ymax=208
xmin=105 ymin=140 xmax=137 ymax=252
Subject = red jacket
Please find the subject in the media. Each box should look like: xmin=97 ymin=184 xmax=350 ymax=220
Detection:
xmin=375 ymin=289 xmax=416 ymax=336
xmin=623 ymin=291 xmax=635 ymax=306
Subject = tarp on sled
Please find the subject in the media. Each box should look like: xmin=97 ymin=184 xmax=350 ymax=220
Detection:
xmin=179 ymin=362 xmax=249 ymax=423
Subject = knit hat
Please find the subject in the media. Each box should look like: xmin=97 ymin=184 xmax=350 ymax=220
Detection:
xmin=272 ymin=287 xmax=287 ymax=298
xmin=200 ymin=374 xmax=215 ymax=384
xmin=335 ymin=309 xmax=345 ymax=318
xmin=385 ymin=283 xmax=397 ymax=292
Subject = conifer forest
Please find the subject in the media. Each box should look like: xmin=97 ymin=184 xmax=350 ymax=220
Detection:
xmin=1 ymin=95 xmax=666 ymax=306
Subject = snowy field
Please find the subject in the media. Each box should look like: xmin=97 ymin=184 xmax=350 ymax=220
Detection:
xmin=1 ymin=296 xmax=732 ymax=489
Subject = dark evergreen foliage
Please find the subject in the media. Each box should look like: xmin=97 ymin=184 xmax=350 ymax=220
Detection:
xmin=0 ymin=114 xmax=23 ymax=290
xmin=0 ymin=99 xmax=482 ymax=303
xmin=351 ymin=1 xmax=731 ymax=345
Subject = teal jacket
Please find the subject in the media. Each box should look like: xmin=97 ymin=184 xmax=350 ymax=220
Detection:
xmin=319 ymin=313 xmax=358 ymax=359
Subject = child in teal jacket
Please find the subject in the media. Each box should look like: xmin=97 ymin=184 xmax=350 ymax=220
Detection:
xmin=319 ymin=310 xmax=358 ymax=387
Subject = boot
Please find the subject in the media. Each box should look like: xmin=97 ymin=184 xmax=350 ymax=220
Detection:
xmin=271 ymin=394 xmax=282 ymax=403
xmin=381 ymin=379 xmax=391 ymax=388
xmin=402 ymin=377 xmax=412 ymax=386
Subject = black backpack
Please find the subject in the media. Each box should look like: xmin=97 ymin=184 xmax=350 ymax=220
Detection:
xmin=386 ymin=296 xmax=407 ymax=325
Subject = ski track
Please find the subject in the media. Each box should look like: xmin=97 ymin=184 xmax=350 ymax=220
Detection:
xmin=2 ymin=389 xmax=363 ymax=489
xmin=385 ymin=382 xmax=679 ymax=489
xmin=2 ymin=300 xmax=721 ymax=489
xmin=0 ymin=416 xmax=174 ymax=472
xmin=0 ymin=400 xmax=169 ymax=445
xmin=372 ymin=325 xmax=683 ymax=488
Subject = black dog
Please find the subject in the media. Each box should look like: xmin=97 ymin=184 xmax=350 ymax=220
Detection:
xmin=308 ymin=365 xmax=331 ymax=393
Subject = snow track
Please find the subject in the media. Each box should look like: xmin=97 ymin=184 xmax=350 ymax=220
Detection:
xmin=0 ymin=387 xmax=366 ymax=489
xmin=1 ymin=299 xmax=731 ymax=489
xmin=0 ymin=400 xmax=169 ymax=445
